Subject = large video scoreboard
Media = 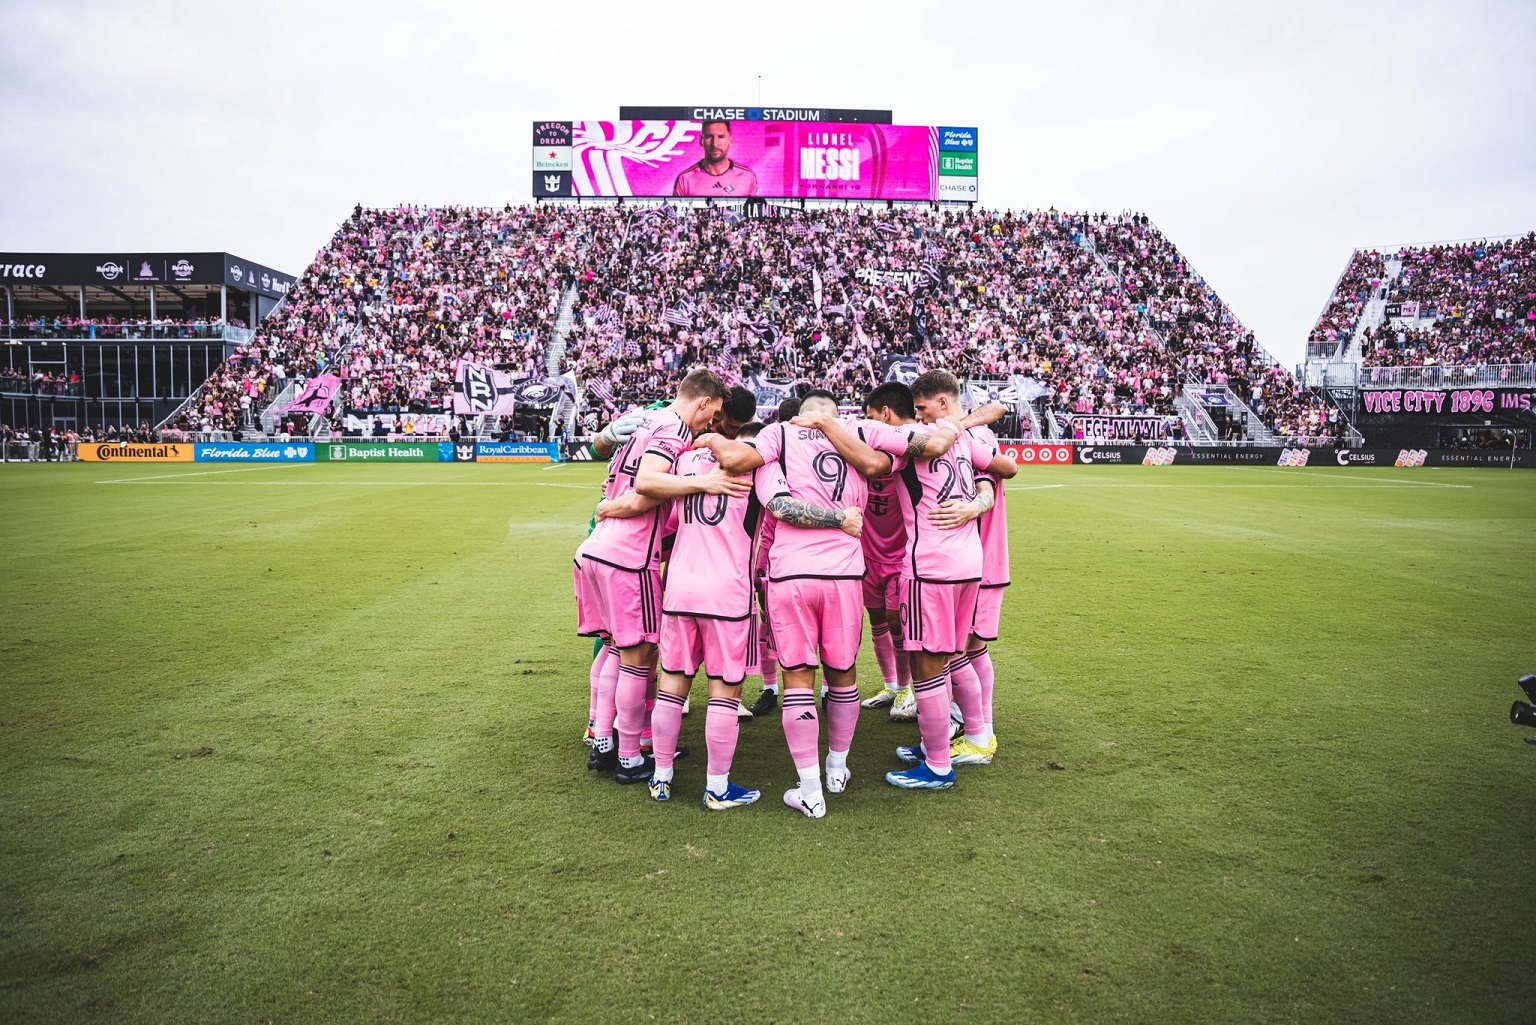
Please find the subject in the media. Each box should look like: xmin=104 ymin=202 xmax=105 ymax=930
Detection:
xmin=531 ymin=119 xmax=978 ymax=202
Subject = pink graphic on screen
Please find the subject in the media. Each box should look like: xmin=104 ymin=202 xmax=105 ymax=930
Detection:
xmin=571 ymin=121 xmax=940 ymax=201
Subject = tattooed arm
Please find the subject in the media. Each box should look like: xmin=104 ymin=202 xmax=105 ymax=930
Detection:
xmin=928 ymin=479 xmax=994 ymax=530
xmin=767 ymin=495 xmax=864 ymax=538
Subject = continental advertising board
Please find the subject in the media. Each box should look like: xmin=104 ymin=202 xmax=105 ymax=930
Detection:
xmin=532 ymin=120 xmax=979 ymax=202
xmin=77 ymin=442 xmax=194 ymax=462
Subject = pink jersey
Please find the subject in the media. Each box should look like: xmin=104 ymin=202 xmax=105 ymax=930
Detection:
xmin=662 ymin=447 xmax=779 ymax=619
xmin=756 ymin=508 xmax=778 ymax=579
xmin=576 ymin=407 xmax=691 ymax=572
xmin=853 ymin=419 xmax=907 ymax=570
xmin=672 ymin=161 xmax=760 ymax=198
xmin=967 ymin=424 xmax=1010 ymax=587
xmin=745 ymin=421 xmax=866 ymax=581
xmin=864 ymin=421 xmax=991 ymax=584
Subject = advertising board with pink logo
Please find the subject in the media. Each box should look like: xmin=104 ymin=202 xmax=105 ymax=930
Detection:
xmin=531 ymin=120 xmax=978 ymax=202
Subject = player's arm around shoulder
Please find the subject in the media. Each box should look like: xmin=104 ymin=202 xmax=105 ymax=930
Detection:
xmin=637 ymin=450 xmax=752 ymax=501
xmin=766 ymin=494 xmax=863 ymax=539
xmin=693 ymin=431 xmax=766 ymax=475
xmin=791 ymin=413 xmax=892 ymax=479
xmin=595 ymin=490 xmax=658 ymax=520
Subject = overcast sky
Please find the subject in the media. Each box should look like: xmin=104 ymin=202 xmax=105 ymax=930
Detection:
xmin=3 ymin=0 xmax=1532 ymax=366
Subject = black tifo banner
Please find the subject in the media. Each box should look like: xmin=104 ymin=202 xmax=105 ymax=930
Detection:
xmin=998 ymin=443 xmax=1536 ymax=468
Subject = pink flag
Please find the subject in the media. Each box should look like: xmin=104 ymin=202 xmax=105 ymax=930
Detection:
xmin=452 ymin=361 xmax=518 ymax=416
xmin=287 ymin=374 xmax=342 ymax=415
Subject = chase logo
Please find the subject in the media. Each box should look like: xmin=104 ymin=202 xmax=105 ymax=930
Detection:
xmin=937 ymin=178 xmax=979 ymax=200
xmin=938 ymin=126 xmax=978 ymax=151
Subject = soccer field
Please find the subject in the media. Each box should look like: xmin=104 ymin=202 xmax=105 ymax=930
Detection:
xmin=2 ymin=461 xmax=1533 ymax=1024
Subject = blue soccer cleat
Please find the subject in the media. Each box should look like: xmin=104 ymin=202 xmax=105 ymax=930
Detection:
xmin=648 ymin=776 xmax=672 ymax=802
xmin=703 ymin=782 xmax=761 ymax=811
xmin=895 ymin=742 xmax=927 ymax=765
xmin=886 ymin=763 xmax=957 ymax=790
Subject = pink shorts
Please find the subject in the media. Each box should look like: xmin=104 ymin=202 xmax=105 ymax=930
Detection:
xmin=900 ymin=577 xmax=980 ymax=657
xmin=972 ymin=585 xmax=1006 ymax=642
xmin=574 ymin=557 xmax=661 ymax=650
xmin=862 ymin=562 xmax=903 ymax=611
xmin=660 ymin=613 xmax=758 ymax=684
xmin=765 ymin=577 xmax=864 ymax=673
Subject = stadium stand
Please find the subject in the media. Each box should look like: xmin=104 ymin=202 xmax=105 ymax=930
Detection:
xmin=136 ymin=204 xmax=1353 ymax=446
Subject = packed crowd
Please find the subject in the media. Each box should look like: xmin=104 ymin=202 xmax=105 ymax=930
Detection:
xmin=1307 ymin=250 xmax=1386 ymax=358
xmin=2 ymin=317 xmax=246 ymax=339
xmin=164 ymin=203 xmax=1339 ymax=443
xmin=1356 ymin=234 xmax=1536 ymax=367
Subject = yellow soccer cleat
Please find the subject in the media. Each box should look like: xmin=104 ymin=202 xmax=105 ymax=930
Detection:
xmin=889 ymin=686 xmax=917 ymax=721
xmin=949 ymin=738 xmax=994 ymax=766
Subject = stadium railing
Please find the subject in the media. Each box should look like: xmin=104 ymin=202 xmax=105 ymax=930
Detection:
xmin=2 ymin=323 xmax=253 ymax=341
xmin=1358 ymin=363 xmax=1536 ymax=389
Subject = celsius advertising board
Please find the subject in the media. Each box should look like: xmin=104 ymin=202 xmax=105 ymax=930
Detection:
xmin=531 ymin=120 xmax=979 ymax=202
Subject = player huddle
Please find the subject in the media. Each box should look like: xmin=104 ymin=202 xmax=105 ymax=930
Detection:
xmin=573 ymin=368 xmax=1016 ymax=817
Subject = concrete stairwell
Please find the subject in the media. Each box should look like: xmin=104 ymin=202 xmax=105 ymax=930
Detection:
xmin=544 ymin=283 xmax=579 ymax=377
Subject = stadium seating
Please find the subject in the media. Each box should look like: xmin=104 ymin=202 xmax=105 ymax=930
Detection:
xmin=168 ymin=204 xmax=1347 ymax=444
xmin=1312 ymin=234 xmax=1536 ymax=369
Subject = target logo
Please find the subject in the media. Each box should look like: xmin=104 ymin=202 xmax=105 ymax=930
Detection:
xmin=1001 ymin=444 xmax=1075 ymax=465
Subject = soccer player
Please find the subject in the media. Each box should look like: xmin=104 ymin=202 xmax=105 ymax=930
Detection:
xmin=672 ymin=120 xmax=760 ymax=198
xmin=574 ymin=370 xmax=742 ymax=784
xmin=792 ymin=371 xmax=1016 ymax=790
xmin=856 ymin=383 xmax=918 ymax=716
xmin=605 ymin=422 xmax=859 ymax=811
xmin=696 ymin=390 xmax=873 ymax=819
xmin=948 ymin=415 xmax=1011 ymax=759
xmin=743 ymin=396 xmax=802 ymax=720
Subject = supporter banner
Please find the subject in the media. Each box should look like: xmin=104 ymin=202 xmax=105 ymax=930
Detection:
xmin=879 ymin=353 xmax=923 ymax=385
xmin=318 ymin=443 xmax=440 ymax=462
xmin=286 ymin=374 xmax=343 ymax=415
xmin=1358 ymin=388 xmax=1534 ymax=416
xmin=560 ymin=121 xmax=948 ymax=201
xmin=854 ymin=267 xmax=938 ymax=290
xmin=999 ymin=443 xmax=1076 ymax=465
xmin=746 ymin=370 xmax=798 ymax=413
xmin=1068 ymin=414 xmax=1173 ymax=441
xmin=194 ymin=443 xmax=314 ymax=463
xmin=78 ymin=442 xmax=194 ymax=462
xmin=477 ymin=441 xmax=561 ymax=463
xmin=510 ymin=374 xmax=578 ymax=409
xmin=343 ymin=413 xmax=452 ymax=435
xmin=618 ymin=107 xmax=894 ymax=124
xmin=453 ymin=361 xmax=520 ymax=416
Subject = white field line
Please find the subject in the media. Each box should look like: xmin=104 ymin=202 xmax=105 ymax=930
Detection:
xmin=96 ymin=466 xmax=290 ymax=483
xmin=94 ymin=478 xmax=599 ymax=488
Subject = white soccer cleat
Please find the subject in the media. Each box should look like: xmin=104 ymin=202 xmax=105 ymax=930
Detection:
xmin=826 ymin=766 xmax=852 ymax=794
xmin=783 ymin=787 xmax=827 ymax=819
xmin=890 ymin=686 xmax=917 ymax=721
xmin=737 ymin=700 xmax=753 ymax=719
xmin=861 ymin=688 xmax=896 ymax=709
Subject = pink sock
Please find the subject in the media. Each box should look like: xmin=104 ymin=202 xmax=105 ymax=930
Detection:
xmin=870 ymin=623 xmax=898 ymax=687
xmin=893 ymin=632 xmax=912 ymax=688
xmin=589 ymin=643 xmax=616 ymax=727
xmin=705 ymin=697 xmax=741 ymax=778
xmin=642 ymin=666 xmax=658 ymax=741
xmin=825 ymin=685 xmax=860 ymax=756
xmin=948 ymin=654 xmax=985 ymax=739
xmin=760 ymin=624 xmax=779 ymax=690
xmin=615 ymin=664 xmax=649 ymax=759
xmin=970 ymin=646 xmax=995 ymax=726
xmin=913 ymin=672 xmax=953 ymax=773
xmin=593 ymin=648 xmax=621 ymax=742
xmin=781 ymin=689 xmax=820 ymax=772
xmin=650 ymin=691 xmax=686 ymax=771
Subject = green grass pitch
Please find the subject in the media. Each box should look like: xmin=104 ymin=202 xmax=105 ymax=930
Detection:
xmin=2 ymin=461 xmax=1534 ymax=1024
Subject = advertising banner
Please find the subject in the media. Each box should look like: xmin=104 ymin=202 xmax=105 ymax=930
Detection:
xmin=1000 ymin=443 xmax=1076 ymax=465
xmin=318 ymin=443 xmax=440 ymax=462
xmin=620 ymin=106 xmax=894 ymax=124
xmin=194 ymin=443 xmax=314 ymax=462
xmin=477 ymin=441 xmax=562 ymax=463
xmin=557 ymin=121 xmax=947 ymax=201
xmin=287 ymin=374 xmax=343 ymax=415
xmin=1067 ymin=414 xmax=1174 ymax=441
xmin=442 ymin=441 xmax=478 ymax=463
xmin=78 ymin=442 xmax=194 ymax=462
